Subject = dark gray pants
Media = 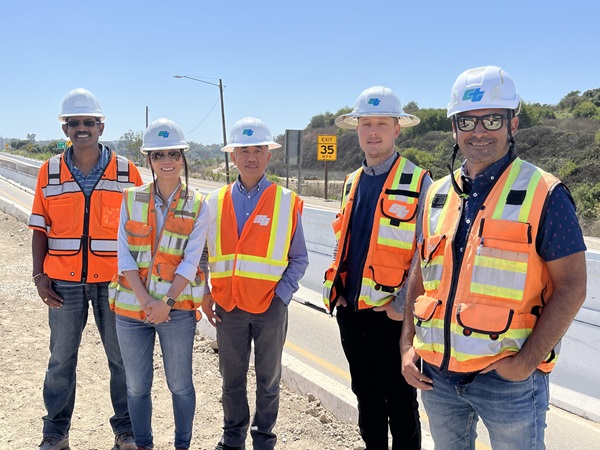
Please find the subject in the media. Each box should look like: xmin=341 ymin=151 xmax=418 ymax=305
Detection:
xmin=216 ymin=299 xmax=288 ymax=450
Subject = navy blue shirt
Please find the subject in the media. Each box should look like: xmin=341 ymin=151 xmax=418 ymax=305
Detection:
xmin=453 ymin=148 xmax=586 ymax=268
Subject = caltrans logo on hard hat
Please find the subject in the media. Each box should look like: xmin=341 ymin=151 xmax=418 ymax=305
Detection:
xmin=335 ymin=86 xmax=420 ymax=130
xmin=221 ymin=117 xmax=281 ymax=153
xmin=140 ymin=118 xmax=189 ymax=153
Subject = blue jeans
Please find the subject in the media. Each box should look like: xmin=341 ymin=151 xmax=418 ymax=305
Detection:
xmin=43 ymin=281 xmax=131 ymax=440
xmin=116 ymin=309 xmax=196 ymax=449
xmin=422 ymin=362 xmax=550 ymax=450
xmin=216 ymin=299 xmax=288 ymax=450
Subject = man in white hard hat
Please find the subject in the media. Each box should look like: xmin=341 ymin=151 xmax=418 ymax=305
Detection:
xmin=323 ymin=86 xmax=432 ymax=450
xmin=202 ymin=117 xmax=308 ymax=450
xmin=401 ymin=66 xmax=587 ymax=449
xmin=29 ymin=88 xmax=142 ymax=450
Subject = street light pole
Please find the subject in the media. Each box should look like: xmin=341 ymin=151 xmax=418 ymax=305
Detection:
xmin=173 ymin=75 xmax=231 ymax=183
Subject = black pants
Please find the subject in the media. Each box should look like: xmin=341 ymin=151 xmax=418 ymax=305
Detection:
xmin=336 ymin=306 xmax=421 ymax=450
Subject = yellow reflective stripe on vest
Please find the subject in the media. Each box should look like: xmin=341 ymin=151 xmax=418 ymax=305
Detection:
xmin=267 ymin=187 xmax=294 ymax=261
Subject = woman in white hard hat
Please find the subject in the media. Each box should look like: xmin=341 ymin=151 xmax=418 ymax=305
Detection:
xmin=109 ymin=118 xmax=209 ymax=450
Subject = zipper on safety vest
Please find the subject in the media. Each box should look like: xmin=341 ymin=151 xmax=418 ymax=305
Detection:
xmin=440 ymin=197 xmax=467 ymax=371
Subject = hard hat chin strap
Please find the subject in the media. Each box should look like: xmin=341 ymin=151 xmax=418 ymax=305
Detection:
xmin=446 ymin=142 xmax=468 ymax=199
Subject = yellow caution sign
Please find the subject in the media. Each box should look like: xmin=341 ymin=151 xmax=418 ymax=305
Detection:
xmin=317 ymin=135 xmax=337 ymax=161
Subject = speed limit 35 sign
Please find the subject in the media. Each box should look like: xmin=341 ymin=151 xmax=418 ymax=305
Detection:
xmin=317 ymin=135 xmax=337 ymax=161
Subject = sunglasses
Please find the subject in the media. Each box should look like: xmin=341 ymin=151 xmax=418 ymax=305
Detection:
xmin=66 ymin=119 xmax=99 ymax=128
xmin=149 ymin=151 xmax=183 ymax=162
xmin=456 ymin=114 xmax=507 ymax=132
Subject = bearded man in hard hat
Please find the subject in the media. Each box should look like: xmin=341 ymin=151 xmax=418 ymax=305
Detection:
xmin=29 ymin=88 xmax=142 ymax=450
xmin=323 ymin=86 xmax=432 ymax=450
xmin=401 ymin=66 xmax=587 ymax=449
xmin=201 ymin=117 xmax=308 ymax=450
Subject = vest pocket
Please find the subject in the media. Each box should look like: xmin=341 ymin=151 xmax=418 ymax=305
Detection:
xmin=453 ymin=302 xmax=534 ymax=360
xmin=48 ymin=199 xmax=74 ymax=234
xmin=125 ymin=220 xmax=152 ymax=238
xmin=413 ymin=295 xmax=443 ymax=347
xmin=368 ymin=264 xmax=406 ymax=293
xmin=472 ymin=219 xmax=531 ymax=302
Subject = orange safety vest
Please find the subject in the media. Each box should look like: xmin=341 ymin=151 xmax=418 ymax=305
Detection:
xmin=108 ymin=183 xmax=206 ymax=320
xmin=323 ymin=156 xmax=428 ymax=312
xmin=414 ymin=158 xmax=561 ymax=373
xmin=206 ymin=183 xmax=302 ymax=314
xmin=29 ymin=150 xmax=142 ymax=282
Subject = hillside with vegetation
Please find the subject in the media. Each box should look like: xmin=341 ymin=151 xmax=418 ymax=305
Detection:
xmin=7 ymin=89 xmax=600 ymax=236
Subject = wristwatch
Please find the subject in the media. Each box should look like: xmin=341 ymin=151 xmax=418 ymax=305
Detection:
xmin=162 ymin=295 xmax=176 ymax=307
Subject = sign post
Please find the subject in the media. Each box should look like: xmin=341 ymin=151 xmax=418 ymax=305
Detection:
xmin=317 ymin=135 xmax=337 ymax=199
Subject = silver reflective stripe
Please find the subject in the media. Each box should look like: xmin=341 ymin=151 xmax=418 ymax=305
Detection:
xmin=270 ymin=188 xmax=294 ymax=261
xmin=422 ymin=262 xmax=444 ymax=284
xmin=96 ymin=179 xmax=127 ymax=193
xmin=209 ymin=259 xmax=235 ymax=274
xmin=236 ymin=258 xmax=287 ymax=278
xmin=378 ymin=222 xmax=415 ymax=243
xmin=414 ymin=323 xmax=445 ymax=349
xmin=428 ymin=177 xmax=452 ymax=234
xmin=500 ymin=161 xmax=538 ymax=221
xmin=48 ymin=238 xmax=80 ymax=251
xmin=116 ymin=155 xmax=130 ymax=183
xmin=29 ymin=214 xmax=46 ymax=229
xmin=358 ymin=282 xmax=392 ymax=303
xmin=471 ymin=262 xmax=527 ymax=295
xmin=90 ymin=239 xmax=118 ymax=252
xmin=48 ymin=156 xmax=61 ymax=185
xmin=159 ymin=234 xmax=187 ymax=252
xmin=43 ymin=181 xmax=81 ymax=197
xmin=453 ymin=333 xmax=527 ymax=357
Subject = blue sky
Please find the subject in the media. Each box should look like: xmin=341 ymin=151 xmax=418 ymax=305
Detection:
xmin=0 ymin=0 xmax=598 ymax=146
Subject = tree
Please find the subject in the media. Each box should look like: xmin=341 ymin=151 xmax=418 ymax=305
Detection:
xmin=403 ymin=101 xmax=419 ymax=114
xmin=558 ymin=90 xmax=583 ymax=111
xmin=582 ymin=88 xmax=600 ymax=107
xmin=573 ymin=101 xmax=599 ymax=118
xmin=27 ymin=133 xmax=36 ymax=141
xmin=118 ymin=130 xmax=144 ymax=165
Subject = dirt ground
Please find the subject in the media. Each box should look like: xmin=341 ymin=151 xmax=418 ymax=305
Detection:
xmin=0 ymin=210 xmax=364 ymax=450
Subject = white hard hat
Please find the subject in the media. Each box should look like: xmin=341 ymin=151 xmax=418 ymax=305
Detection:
xmin=447 ymin=66 xmax=521 ymax=118
xmin=221 ymin=117 xmax=282 ymax=153
xmin=335 ymin=86 xmax=420 ymax=129
xmin=141 ymin=118 xmax=189 ymax=153
xmin=58 ymin=88 xmax=105 ymax=121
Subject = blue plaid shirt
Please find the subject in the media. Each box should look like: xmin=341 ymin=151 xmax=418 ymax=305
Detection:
xmin=64 ymin=144 xmax=110 ymax=196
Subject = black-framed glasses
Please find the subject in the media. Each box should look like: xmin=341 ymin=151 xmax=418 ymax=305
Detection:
xmin=456 ymin=114 xmax=507 ymax=132
xmin=66 ymin=119 xmax=99 ymax=128
xmin=149 ymin=151 xmax=183 ymax=162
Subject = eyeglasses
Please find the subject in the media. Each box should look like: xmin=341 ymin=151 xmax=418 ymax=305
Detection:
xmin=149 ymin=151 xmax=183 ymax=162
xmin=456 ymin=114 xmax=507 ymax=132
xmin=66 ymin=119 xmax=99 ymax=128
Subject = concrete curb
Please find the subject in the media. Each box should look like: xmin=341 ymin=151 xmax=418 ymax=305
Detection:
xmin=0 ymin=195 xmax=30 ymax=225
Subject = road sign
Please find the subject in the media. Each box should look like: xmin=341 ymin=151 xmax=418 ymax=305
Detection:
xmin=317 ymin=135 xmax=337 ymax=161
xmin=57 ymin=141 xmax=66 ymax=150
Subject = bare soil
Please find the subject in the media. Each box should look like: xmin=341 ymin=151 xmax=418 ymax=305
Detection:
xmin=0 ymin=210 xmax=363 ymax=450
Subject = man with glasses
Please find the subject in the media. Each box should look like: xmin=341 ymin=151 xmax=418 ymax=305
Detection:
xmin=29 ymin=88 xmax=142 ymax=450
xmin=401 ymin=66 xmax=587 ymax=449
